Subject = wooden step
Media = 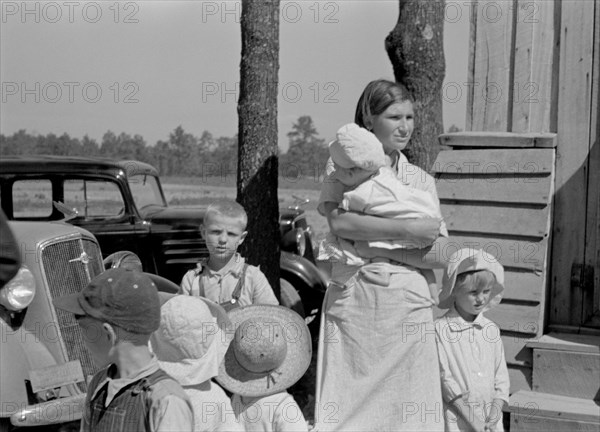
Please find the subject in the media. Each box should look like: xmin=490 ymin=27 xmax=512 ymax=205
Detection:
xmin=527 ymin=333 xmax=600 ymax=399
xmin=509 ymin=391 xmax=600 ymax=432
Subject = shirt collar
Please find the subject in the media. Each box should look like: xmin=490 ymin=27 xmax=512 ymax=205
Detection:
xmin=441 ymin=306 xmax=486 ymax=331
xmin=91 ymin=355 xmax=161 ymax=407
xmin=195 ymin=253 xmax=246 ymax=278
xmin=388 ymin=150 xmax=411 ymax=184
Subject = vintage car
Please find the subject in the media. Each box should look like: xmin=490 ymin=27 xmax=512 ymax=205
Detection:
xmin=0 ymin=155 xmax=328 ymax=323
xmin=1 ymin=221 xmax=102 ymax=430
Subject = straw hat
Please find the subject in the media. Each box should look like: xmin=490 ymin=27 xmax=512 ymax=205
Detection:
xmin=150 ymin=293 xmax=231 ymax=385
xmin=215 ymin=305 xmax=311 ymax=397
xmin=438 ymin=248 xmax=505 ymax=310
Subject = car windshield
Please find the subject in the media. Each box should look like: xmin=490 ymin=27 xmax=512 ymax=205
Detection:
xmin=128 ymin=174 xmax=167 ymax=209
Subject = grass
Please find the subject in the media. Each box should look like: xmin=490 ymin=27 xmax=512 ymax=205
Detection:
xmin=163 ymin=175 xmax=330 ymax=246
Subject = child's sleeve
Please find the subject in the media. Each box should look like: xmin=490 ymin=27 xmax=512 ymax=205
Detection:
xmin=317 ymin=158 xmax=346 ymax=216
xmin=493 ymin=333 xmax=510 ymax=403
xmin=179 ymin=269 xmax=195 ymax=295
xmin=249 ymin=266 xmax=279 ymax=305
xmin=435 ymin=323 xmax=465 ymax=403
xmin=423 ymin=173 xmax=449 ymax=238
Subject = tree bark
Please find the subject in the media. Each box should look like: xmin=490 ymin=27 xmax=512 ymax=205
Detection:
xmin=385 ymin=0 xmax=445 ymax=172
xmin=237 ymin=0 xmax=281 ymax=297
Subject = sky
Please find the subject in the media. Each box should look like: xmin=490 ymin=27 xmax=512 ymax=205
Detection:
xmin=1 ymin=1 xmax=470 ymax=151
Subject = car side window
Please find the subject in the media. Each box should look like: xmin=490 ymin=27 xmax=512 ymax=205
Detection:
xmin=64 ymin=179 xmax=125 ymax=220
xmin=12 ymin=179 xmax=53 ymax=218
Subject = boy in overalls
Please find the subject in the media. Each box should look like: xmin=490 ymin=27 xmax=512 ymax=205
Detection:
xmin=180 ymin=199 xmax=278 ymax=310
xmin=53 ymin=268 xmax=193 ymax=431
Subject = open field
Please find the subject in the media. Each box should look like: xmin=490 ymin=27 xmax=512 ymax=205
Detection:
xmin=162 ymin=176 xmax=330 ymax=247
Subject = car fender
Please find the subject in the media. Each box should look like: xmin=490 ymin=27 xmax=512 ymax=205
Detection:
xmin=279 ymin=251 xmax=328 ymax=294
xmin=0 ymin=319 xmax=61 ymax=417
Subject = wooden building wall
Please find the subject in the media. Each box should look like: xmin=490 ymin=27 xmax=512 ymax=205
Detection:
xmin=444 ymin=0 xmax=600 ymax=393
xmin=467 ymin=0 xmax=599 ymax=331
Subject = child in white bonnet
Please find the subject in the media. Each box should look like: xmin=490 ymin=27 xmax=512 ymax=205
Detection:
xmin=151 ymin=293 xmax=244 ymax=432
xmin=435 ymin=248 xmax=510 ymax=432
xmin=321 ymin=122 xmax=446 ymax=302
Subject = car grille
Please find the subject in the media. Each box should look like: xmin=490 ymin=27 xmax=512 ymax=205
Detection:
xmin=41 ymin=237 xmax=103 ymax=392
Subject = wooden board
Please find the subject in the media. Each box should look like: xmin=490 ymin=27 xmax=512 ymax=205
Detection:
xmin=440 ymin=235 xmax=548 ymax=272
xmin=532 ymin=349 xmax=600 ymax=399
xmin=550 ymin=0 xmax=596 ymax=326
xmin=582 ymin=0 xmax=600 ymax=328
xmin=487 ymin=303 xmax=541 ymax=336
xmin=511 ymin=0 xmax=556 ymax=133
xmin=433 ymin=148 xmax=555 ymax=174
xmin=436 ymin=175 xmax=552 ymax=205
xmin=509 ymin=366 xmax=532 ymax=395
xmin=438 ymin=132 xmax=557 ymax=149
xmin=511 ymin=413 xmax=600 ymax=432
xmin=441 ymin=203 xmax=550 ymax=238
xmin=465 ymin=0 xmax=478 ymax=131
xmin=503 ymin=334 xmax=535 ymax=367
xmin=509 ymin=390 xmax=600 ymax=423
xmin=471 ymin=0 xmax=514 ymax=131
xmin=528 ymin=332 xmax=600 ymax=354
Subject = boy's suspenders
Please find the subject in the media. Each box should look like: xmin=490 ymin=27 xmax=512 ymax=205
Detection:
xmin=219 ymin=264 xmax=248 ymax=312
xmin=192 ymin=264 xmax=249 ymax=311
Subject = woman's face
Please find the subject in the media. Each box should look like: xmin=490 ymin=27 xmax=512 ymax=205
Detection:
xmin=368 ymin=100 xmax=414 ymax=154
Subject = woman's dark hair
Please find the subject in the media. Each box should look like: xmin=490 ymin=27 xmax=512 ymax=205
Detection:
xmin=354 ymin=79 xmax=414 ymax=129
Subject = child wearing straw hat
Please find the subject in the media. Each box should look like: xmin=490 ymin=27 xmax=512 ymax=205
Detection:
xmin=179 ymin=199 xmax=278 ymax=311
xmin=216 ymin=305 xmax=311 ymax=432
xmin=435 ymin=249 xmax=510 ymax=432
xmin=150 ymin=292 xmax=244 ymax=432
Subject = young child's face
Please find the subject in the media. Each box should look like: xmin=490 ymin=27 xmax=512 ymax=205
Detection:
xmin=453 ymin=274 xmax=493 ymax=321
xmin=201 ymin=213 xmax=247 ymax=262
xmin=335 ymin=166 xmax=375 ymax=187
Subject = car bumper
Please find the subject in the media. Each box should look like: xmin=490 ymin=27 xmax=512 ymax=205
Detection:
xmin=10 ymin=394 xmax=85 ymax=427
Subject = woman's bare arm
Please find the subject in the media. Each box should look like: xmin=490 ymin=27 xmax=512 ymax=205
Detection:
xmin=323 ymin=202 xmax=440 ymax=245
xmin=355 ymin=236 xmax=450 ymax=269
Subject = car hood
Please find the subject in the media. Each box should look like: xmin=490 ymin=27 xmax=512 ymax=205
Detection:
xmin=141 ymin=205 xmax=304 ymax=230
xmin=141 ymin=206 xmax=206 ymax=229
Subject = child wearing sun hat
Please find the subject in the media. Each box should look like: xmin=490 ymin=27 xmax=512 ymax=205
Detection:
xmin=216 ymin=304 xmax=311 ymax=432
xmin=150 ymin=293 xmax=244 ymax=432
xmin=435 ymin=249 xmax=510 ymax=432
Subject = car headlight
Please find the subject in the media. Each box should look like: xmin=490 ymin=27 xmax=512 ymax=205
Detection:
xmin=0 ymin=266 xmax=36 ymax=311
xmin=282 ymin=227 xmax=306 ymax=257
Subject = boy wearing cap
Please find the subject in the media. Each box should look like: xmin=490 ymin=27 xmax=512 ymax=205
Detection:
xmin=53 ymin=268 xmax=194 ymax=432
xmin=180 ymin=199 xmax=278 ymax=310
xmin=435 ymin=249 xmax=510 ymax=432
xmin=320 ymin=122 xmax=446 ymax=302
xmin=216 ymin=305 xmax=311 ymax=432
xmin=151 ymin=293 xmax=244 ymax=432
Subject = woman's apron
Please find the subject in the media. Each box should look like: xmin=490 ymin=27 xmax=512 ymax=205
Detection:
xmin=314 ymin=262 xmax=443 ymax=431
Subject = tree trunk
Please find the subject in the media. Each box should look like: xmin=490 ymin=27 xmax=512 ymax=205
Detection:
xmin=237 ymin=0 xmax=281 ymax=298
xmin=385 ymin=0 xmax=445 ymax=172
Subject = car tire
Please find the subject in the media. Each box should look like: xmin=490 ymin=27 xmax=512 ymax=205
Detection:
xmin=279 ymin=278 xmax=305 ymax=318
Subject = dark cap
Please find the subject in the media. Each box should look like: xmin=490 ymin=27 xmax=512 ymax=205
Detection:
xmin=53 ymin=268 xmax=160 ymax=334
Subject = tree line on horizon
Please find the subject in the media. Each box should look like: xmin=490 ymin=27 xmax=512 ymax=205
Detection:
xmin=0 ymin=115 xmax=331 ymax=180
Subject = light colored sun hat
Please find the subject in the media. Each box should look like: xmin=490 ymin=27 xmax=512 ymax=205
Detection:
xmin=150 ymin=293 xmax=231 ymax=386
xmin=438 ymin=248 xmax=505 ymax=310
xmin=329 ymin=123 xmax=387 ymax=171
xmin=215 ymin=305 xmax=312 ymax=397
